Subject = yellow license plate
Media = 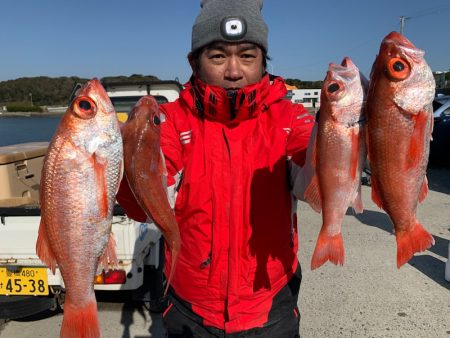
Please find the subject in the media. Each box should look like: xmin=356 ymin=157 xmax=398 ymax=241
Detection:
xmin=0 ymin=267 xmax=49 ymax=296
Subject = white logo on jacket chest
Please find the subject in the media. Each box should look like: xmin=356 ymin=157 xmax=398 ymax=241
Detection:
xmin=179 ymin=130 xmax=192 ymax=145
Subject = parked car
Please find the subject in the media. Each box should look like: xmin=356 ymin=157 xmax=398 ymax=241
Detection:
xmin=429 ymin=97 xmax=450 ymax=167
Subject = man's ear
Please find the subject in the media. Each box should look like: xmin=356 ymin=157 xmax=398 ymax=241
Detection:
xmin=188 ymin=52 xmax=198 ymax=76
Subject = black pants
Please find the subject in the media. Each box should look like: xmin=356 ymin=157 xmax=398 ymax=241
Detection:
xmin=163 ymin=264 xmax=302 ymax=338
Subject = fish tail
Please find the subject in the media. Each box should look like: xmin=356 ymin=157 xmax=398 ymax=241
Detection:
xmin=61 ymin=298 xmax=101 ymax=338
xmin=310 ymin=228 xmax=344 ymax=270
xmin=164 ymin=241 xmax=180 ymax=295
xmin=396 ymin=221 xmax=435 ymax=268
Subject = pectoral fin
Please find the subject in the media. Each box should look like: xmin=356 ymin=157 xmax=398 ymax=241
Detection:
xmin=304 ymin=175 xmax=322 ymax=213
xmin=349 ymin=129 xmax=360 ymax=180
xmin=370 ymin=176 xmax=384 ymax=210
xmin=418 ymin=176 xmax=428 ymax=203
xmin=406 ymin=111 xmax=428 ymax=170
xmin=92 ymin=153 xmax=109 ymax=218
xmin=97 ymin=232 xmax=118 ymax=272
xmin=303 ymin=124 xmax=322 ymax=213
xmin=351 ymin=184 xmax=364 ymax=214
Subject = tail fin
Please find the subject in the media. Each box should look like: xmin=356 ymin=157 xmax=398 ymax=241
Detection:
xmin=60 ymin=298 xmax=101 ymax=338
xmin=164 ymin=240 xmax=180 ymax=295
xmin=310 ymin=228 xmax=345 ymax=270
xmin=396 ymin=221 xmax=435 ymax=268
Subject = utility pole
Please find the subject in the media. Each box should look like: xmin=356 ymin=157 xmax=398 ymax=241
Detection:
xmin=399 ymin=16 xmax=410 ymax=35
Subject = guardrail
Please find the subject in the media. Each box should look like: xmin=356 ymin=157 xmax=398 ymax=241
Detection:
xmin=46 ymin=106 xmax=67 ymax=114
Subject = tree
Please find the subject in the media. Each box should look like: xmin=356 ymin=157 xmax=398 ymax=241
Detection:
xmin=0 ymin=75 xmax=161 ymax=106
xmin=285 ymin=78 xmax=323 ymax=89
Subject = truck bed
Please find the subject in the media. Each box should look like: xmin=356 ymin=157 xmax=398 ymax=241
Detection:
xmin=0 ymin=142 xmax=48 ymax=208
xmin=0 ymin=142 xmax=162 ymax=293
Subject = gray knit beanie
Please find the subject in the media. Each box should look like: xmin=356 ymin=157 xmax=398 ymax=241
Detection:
xmin=191 ymin=0 xmax=268 ymax=53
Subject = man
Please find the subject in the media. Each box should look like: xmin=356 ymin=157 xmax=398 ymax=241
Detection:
xmin=117 ymin=0 xmax=313 ymax=337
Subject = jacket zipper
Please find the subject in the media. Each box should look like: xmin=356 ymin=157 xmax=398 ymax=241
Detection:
xmin=199 ymin=254 xmax=211 ymax=269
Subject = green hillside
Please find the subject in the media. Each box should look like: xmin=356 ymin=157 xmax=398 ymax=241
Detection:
xmin=0 ymin=74 xmax=159 ymax=106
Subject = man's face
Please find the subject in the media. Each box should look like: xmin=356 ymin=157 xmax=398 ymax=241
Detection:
xmin=191 ymin=42 xmax=265 ymax=90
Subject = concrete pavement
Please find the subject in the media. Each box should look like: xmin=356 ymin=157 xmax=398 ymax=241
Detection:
xmin=297 ymin=167 xmax=450 ymax=337
xmin=1 ymin=168 xmax=449 ymax=337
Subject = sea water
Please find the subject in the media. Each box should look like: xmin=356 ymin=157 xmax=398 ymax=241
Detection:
xmin=0 ymin=116 xmax=61 ymax=147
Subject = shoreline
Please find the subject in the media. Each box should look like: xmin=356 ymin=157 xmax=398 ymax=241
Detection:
xmin=0 ymin=111 xmax=64 ymax=117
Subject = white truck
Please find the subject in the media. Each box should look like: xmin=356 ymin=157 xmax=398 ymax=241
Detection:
xmin=0 ymin=79 xmax=183 ymax=319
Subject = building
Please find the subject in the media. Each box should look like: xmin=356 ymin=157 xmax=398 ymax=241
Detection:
xmin=434 ymin=71 xmax=447 ymax=89
xmin=285 ymin=88 xmax=321 ymax=109
xmin=433 ymin=70 xmax=450 ymax=95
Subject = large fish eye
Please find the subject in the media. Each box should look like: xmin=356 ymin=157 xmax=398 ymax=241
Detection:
xmin=327 ymin=82 xmax=340 ymax=93
xmin=393 ymin=61 xmax=405 ymax=72
xmin=153 ymin=114 xmax=161 ymax=126
xmin=386 ymin=57 xmax=410 ymax=81
xmin=73 ymin=96 xmax=97 ymax=120
xmin=78 ymin=100 xmax=91 ymax=111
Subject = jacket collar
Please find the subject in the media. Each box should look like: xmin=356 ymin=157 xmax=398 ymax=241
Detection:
xmin=180 ymin=74 xmax=288 ymax=124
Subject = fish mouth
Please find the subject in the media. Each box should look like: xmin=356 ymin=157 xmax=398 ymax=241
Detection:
xmin=127 ymin=96 xmax=159 ymax=121
xmin=382 ymin=31 xmax=425 ymax=62
xmin=326 ymin=57 xmax=360 ymax=89
xmin=341 ymin=57 xmax=356 ymax=69
xmin=72 ymin=78 xmax=115 ymax=116
xmin=329 ymin=57 xmax=358 ymax=75
xmin=384 ymin=31 xmax=415 ymax=49
xmin=136 ymin=95 xmax=158 ymax=107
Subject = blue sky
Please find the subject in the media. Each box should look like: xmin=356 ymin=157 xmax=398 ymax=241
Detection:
xmin=1 ymin=0 xmax=449 ymax=84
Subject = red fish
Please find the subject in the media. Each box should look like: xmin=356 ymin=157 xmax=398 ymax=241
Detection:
xmin=37 ymin=78 xmax=123 ymax=337
xmin=121 ymin=95 xmax=180 ymax=294
xmin=366 ymin=31 xmax=435 ymax=268
xmin=305 ymin=57 xmax=368 ymax=270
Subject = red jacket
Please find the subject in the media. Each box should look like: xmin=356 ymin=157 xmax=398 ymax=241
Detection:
xmin=117 ymin=74 xmax=313 ymax=333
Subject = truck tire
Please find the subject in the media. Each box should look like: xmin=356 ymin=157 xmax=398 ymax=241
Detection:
xmin=132 ymin=237 xmax=168 ymax=313
xmin=361 ymin=158 xmax=372 ymax=186
xmin=146 ymin=237 xmax=168 ymax=313
xmin=0 ymin=295 xmax=58 ymax=320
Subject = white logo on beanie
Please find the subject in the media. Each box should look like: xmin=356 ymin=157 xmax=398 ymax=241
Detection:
xmin=225 ymin=19 xmax=243 ymax=36
xmin=220 ymin=17 xmax=247 ymax=40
